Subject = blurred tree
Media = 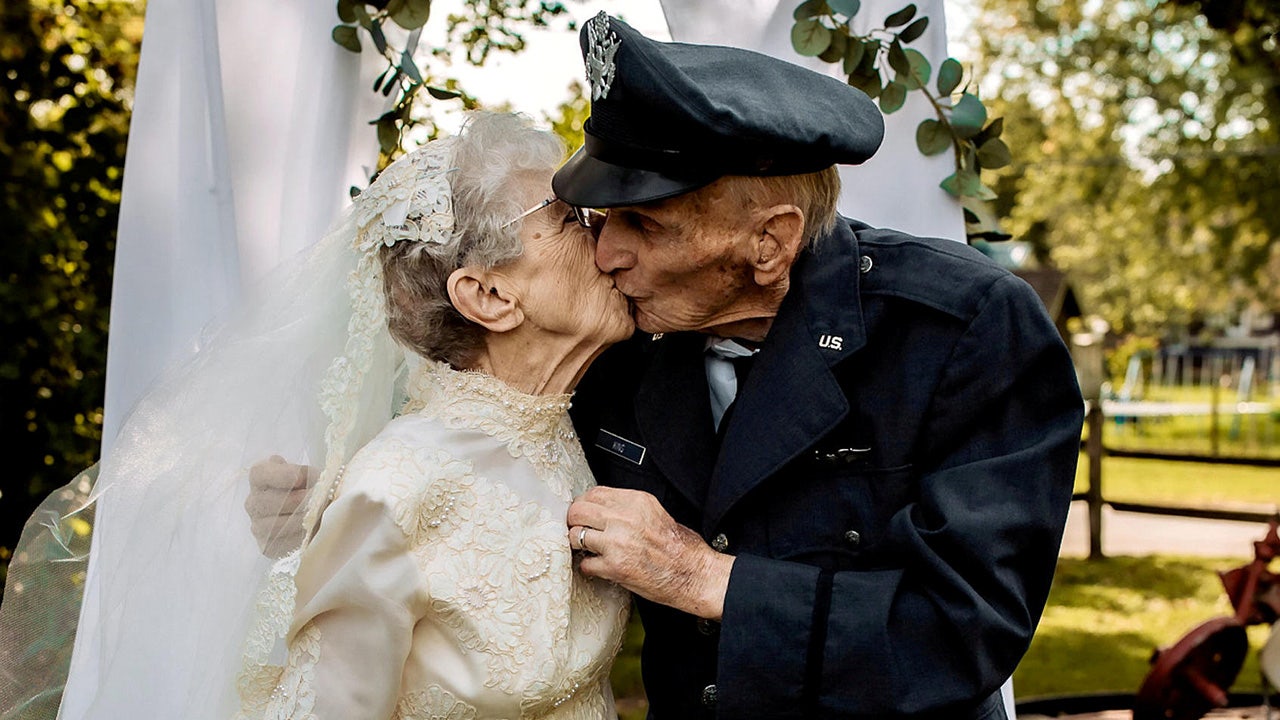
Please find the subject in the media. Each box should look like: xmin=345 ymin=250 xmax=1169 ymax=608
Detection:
xmin=0 ymin=0 xmax=141 ymax=579
xmin=546 ymin=79 xmax=588 ymax=153
xmin=972 ymin=0 xmax=1280 ymax=334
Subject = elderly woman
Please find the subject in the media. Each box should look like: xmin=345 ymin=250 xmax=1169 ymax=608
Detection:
xmin=232 ymin=113 xmax=634 ymax=718
xmin=5 ymin=113 xmax=630 ymax=720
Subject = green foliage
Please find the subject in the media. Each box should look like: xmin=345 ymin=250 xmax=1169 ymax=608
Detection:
xmin=788 ymin=1 xmax=1010 ymax=242
xmin=545 ymin=80 xmax=589 ymax=155
xmin=0 ymin=0 xmax=139 ymax=566
xmin=972 ymin=0 xmax=1280 ymax=333
xmin=610 ymin=608 xmax=647 ymax=720
xmin=333 ymin=0 xmax=569 ymax=168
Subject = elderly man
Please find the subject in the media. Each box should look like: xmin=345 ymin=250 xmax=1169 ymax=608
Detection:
xmin=558 ymin=14 xmax=1084 ymax=720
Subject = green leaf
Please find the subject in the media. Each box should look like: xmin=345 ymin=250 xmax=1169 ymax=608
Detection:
xmin=976 ymin=137 xmax=1012 ymax=169
xmin=819 ymin=31 xmax=848 ymax=63
xmin=843 ymin=37 xmax=866 ymax=74
xmin=879 ymin=80 xmax=907 ymax=113
xmin=950 ymin=92 xmax=987 ymax=138
xmin=352 ymin=3 xmax=372 ymax=28
xmin=793 ymin=0 xmax=828 ymax=20
xmin=915 ymin=118 xmax=951 ymax=155
xmin=972 ymin=116 xmax=1004 ymax=146
xmin=936 ymin=57 xmax=963 ymax=96
xmin=848 ymin=70 xmax=882 ymax=99
xmin=827 ymin=0 xmax=861 ymax=16
xmin=884 ymin=3 xmax=916 ymax=27
xmin=390 ymin=0 xmax=431 ymax=29
xmin=427 ymin=86 xmax=462 ymax=100
xmin=399 ymin=50 xmax=423 ymax=83
xmin=896 ymin=48 xmax=930 ymax=89
xmin=336 ymin=0 xmax=357 ymax=24
xmin=887 ymin=39 xmax=910 ymax=76
xmin=370 ymin=20 xmax=388 ymax=54
xmin=331 ymin=24 xmax=361 ymax=53
xmin=372 ymin=66 xmax=389 ymax=92
xmin=376 ymin=118 xmax=400 ymax=154
xmin=940 ymin=169 xmax=982 ymax=198
xmin=791 ymin=19 xmax=833 ymax=57
xmin=898 ymin=16 xmax=928 ymax=43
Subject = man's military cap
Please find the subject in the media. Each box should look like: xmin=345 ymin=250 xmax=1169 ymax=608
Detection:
xmin=552 ymin=12 xmax=885 ymax=208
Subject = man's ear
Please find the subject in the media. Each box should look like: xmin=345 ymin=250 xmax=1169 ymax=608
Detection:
xmin=447 ymin=267 xmax=524 ymax=333
xmin=750 ymin=205 xmax=805 ymax=286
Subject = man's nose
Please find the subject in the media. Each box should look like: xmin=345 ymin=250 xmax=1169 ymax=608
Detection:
xmin=594 ymin=223 xmax=637 ymax=273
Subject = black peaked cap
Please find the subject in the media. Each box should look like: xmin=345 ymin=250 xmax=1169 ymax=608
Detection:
xmin=552 ymin=13 xmax=885 ymax=208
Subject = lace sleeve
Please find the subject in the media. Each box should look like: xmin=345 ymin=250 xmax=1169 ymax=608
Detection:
xmin=237 ymin=434 xmax=466 ymax=719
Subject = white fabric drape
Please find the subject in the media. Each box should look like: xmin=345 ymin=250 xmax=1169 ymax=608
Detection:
xmin=657 ymin=0 xmax=965 ymax=244
xmin=101 ymin=0 xmax=387 ymax=452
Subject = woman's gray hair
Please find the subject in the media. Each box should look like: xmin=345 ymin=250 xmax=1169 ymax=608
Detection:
xmin=378 ymin=112 xmax=564 ymax=369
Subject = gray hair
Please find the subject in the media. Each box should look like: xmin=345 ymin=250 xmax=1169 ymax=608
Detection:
xmin=720 ymin=166 xmax=842 ymax=247
xmin=378 ymin=112 xmax=564 ymax=369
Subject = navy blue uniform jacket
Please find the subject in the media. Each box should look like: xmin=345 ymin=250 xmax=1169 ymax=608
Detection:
xmin=570 ymin=219 xmax=1084 ymax=719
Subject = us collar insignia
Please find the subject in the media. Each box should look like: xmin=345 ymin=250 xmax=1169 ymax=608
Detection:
xmin=585 ymin=11 xmax=620 ymax=101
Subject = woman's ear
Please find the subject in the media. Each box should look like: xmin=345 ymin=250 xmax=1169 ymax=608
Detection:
xmin=750 ymin=205 xmax=805 ymax=286
xmin=446 ymin=267 xmax=524 ymax=333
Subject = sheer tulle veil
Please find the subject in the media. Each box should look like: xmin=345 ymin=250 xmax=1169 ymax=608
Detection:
xmin=0 ymin=138 xmax=460 ymax=719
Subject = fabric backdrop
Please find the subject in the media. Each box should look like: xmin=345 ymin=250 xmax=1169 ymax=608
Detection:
xmin=100 ymin=0 xmax=386 ymax=452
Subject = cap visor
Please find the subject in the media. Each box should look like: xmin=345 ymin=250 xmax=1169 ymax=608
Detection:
xmin=552 ymin=147 xmax=717 ymax=208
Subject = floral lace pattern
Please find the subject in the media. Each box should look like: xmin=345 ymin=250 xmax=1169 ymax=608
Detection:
xmin=235 ymin=624 xmax=322 ymax=720
xmin=241 ymin=360 xmax=628 ymax=719
xmin=394 ymin=685 xmax=483 ymax=720
xmin=402 ymin=360 xmax=590 ymax=499
xmin=352 ymin=139 xmax=457 ymax=251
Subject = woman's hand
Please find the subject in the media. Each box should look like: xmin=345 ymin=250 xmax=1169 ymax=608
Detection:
xmin=567 ymin=486 xmax=734 ymax=620
xmin=244 ymin=455 xmax=314 ymax=557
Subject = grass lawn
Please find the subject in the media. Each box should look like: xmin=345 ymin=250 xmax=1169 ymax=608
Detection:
xmin=1104 ymin=382 xmax=1280 ymax=459
xmin=1074 ymin=454 xmax=1280 ymax=509
xmin=1014 ymin=554 xmax=1273 ymax=699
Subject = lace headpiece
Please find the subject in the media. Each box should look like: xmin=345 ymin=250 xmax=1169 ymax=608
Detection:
xmin=354 ymin=139 xmax=458 ymax=252
xmin=306 ymin=139 xmax=459 ymax=532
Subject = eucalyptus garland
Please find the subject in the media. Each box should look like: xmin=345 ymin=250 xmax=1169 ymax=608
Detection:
xmin=791 ymin=0 xmax=1010 ymax=240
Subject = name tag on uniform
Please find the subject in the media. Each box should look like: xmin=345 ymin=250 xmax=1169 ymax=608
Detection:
xmin=595 ymin=429 xmax=646 ymax=466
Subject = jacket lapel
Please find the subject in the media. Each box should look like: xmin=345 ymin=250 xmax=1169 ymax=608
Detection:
xmin=634 ymin=333 xmax=719 ymax=508
xmin=704 ymin=220 xmax=868 ymax=533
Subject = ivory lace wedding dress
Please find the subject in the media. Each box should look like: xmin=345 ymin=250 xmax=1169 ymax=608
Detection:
xmin=236 ymin=359 xmax=630 ymax=720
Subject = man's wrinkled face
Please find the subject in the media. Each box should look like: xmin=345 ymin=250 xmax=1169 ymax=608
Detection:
xmin=592 ymin=181 xmax=757 ymax=334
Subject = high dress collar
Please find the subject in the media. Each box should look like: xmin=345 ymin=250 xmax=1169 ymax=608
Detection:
xmin=399 ymin=358 xmax=581 ymax=477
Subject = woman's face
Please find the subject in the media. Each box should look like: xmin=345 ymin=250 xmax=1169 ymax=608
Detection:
xmin=502 ymin=171 xmax=635 ymax=347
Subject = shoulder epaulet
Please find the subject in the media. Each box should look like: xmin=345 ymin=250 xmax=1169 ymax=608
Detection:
xmin=850 ymin=223 xmax=1016 ymax=322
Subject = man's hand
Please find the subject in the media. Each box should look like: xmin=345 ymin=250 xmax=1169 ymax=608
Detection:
xmin=567 ymin=486 xmax=734 ymax=620
xmin=245 ymin=456 xmax=315 ymax=558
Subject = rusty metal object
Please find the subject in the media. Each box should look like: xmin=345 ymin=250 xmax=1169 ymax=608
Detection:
xmin=1135 ymin=517 xmax=1280 ymax=720
xmin=1219 ymin=520 xmax=1280 ymax=625
xmin=1135 ymin=617 xmax=1248 ymax=720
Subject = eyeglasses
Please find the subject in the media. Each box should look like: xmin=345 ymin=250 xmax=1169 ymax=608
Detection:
xmin=501 ymin=197 xmax=608 ymax=237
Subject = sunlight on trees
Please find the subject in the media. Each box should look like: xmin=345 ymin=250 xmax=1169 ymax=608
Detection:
xmin=971 ymin=0 xmax=1279 ymax=334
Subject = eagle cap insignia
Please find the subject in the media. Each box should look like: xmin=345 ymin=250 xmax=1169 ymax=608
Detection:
xmin=585 ymin=11 xmax=620 ymax=101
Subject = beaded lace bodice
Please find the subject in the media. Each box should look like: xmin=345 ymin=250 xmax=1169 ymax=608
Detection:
xmin=237 ymin=360 xmax=630 ymax=720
